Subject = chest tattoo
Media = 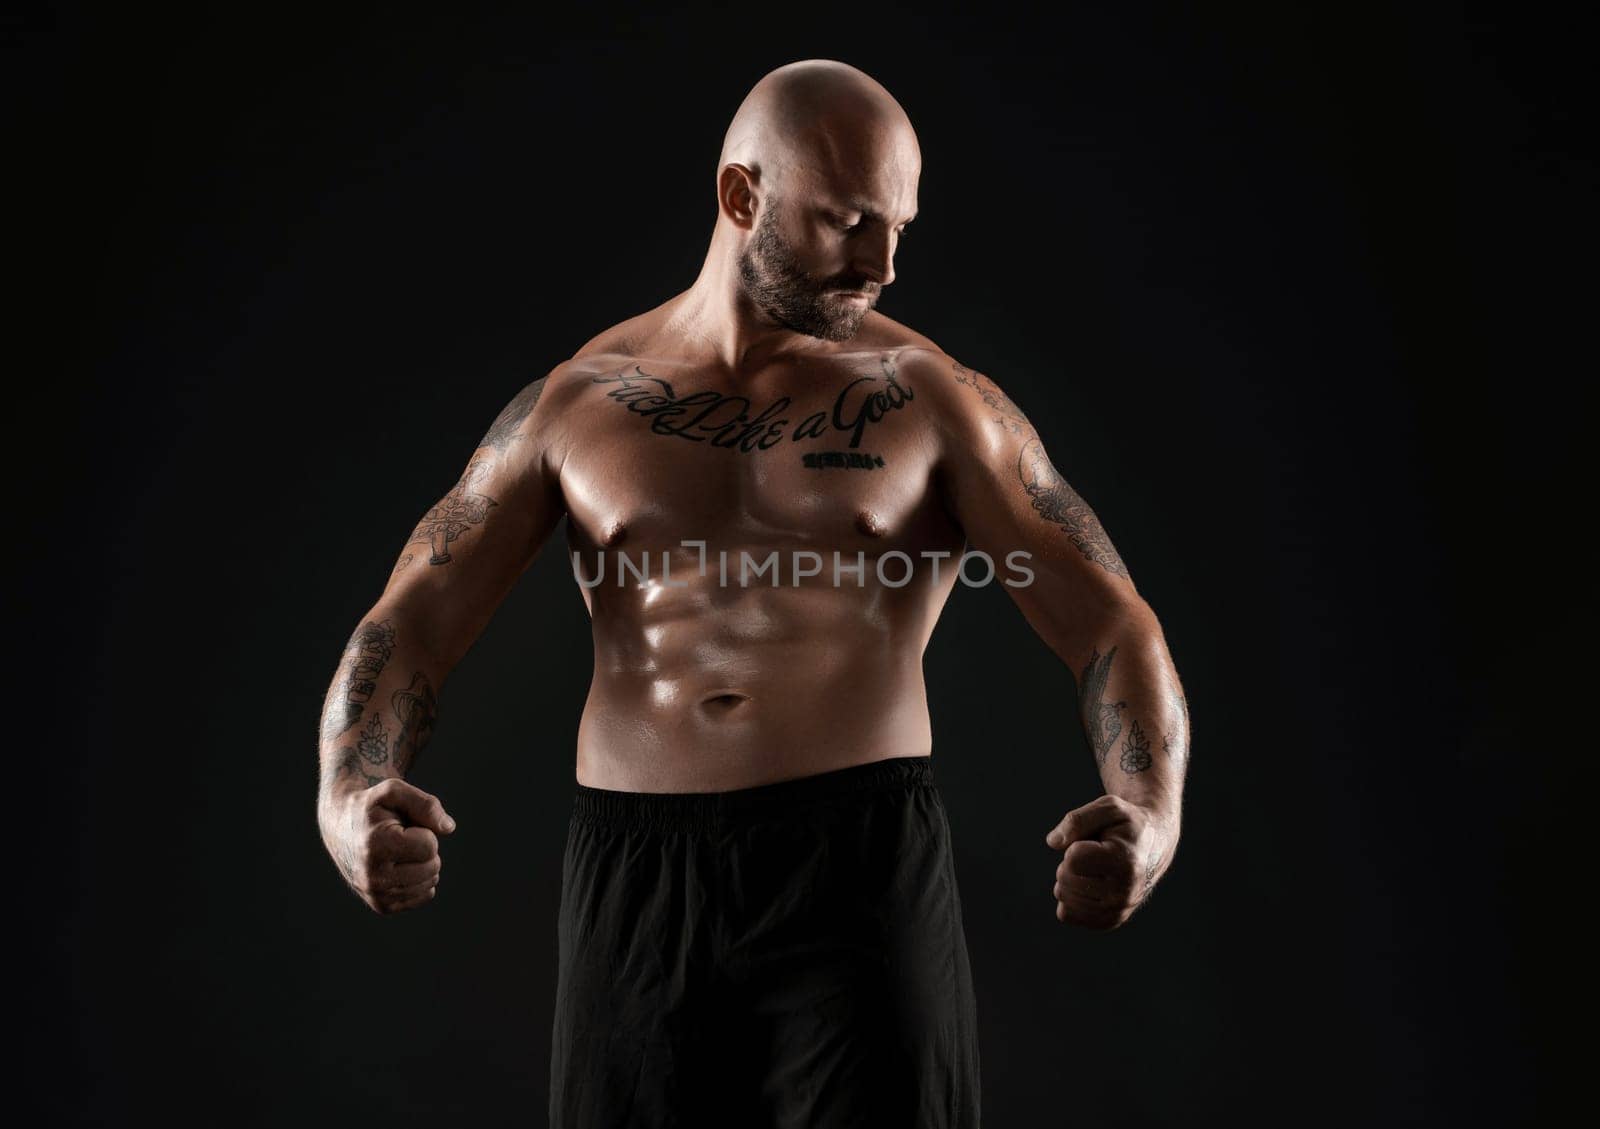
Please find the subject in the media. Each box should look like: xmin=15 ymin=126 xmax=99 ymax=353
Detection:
xmin=590 ymin=359 xmax=915 ymax=454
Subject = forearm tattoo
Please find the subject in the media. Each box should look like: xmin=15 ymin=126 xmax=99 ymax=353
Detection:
xmin=358 ymin=714 xmax=389 ymax=767
xmin=480 ymin=377 xmax=548 ymax=452
xmin=1140 ymin=845 xmax=1163 ymax=901
xmin=409 ymin=455 xmax=499 ymax=565
xmin=391 ymin=672 xmax=438 ymax=775
xmin=1158 ymin=686 xmax=1191 ymax=774
xmin=1118 ymin=718 xmax=1153 ymax=775
xmin=947 ymin=358 xmax=1131 ymax=579
xmin=320 ymin=619 xmax=397 ymax=743
xmin=321 ymin=746 xmax=386 ymax=790
xmin=1079 ymin=647 xmax=1126 ymax=766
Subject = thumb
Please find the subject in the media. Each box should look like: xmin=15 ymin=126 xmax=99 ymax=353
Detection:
xmin=1045 ymin=796 xmax=1130 ymax=850
xmin=372 ymin=778 xmax=457 ymax=835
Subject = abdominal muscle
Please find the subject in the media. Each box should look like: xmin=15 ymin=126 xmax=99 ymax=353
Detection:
xmin=572 ymin=563 xmax=943 ymax=792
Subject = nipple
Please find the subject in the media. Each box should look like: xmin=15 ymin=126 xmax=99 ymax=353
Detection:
xmin=855 ymin=511 xmax=887 ymax=537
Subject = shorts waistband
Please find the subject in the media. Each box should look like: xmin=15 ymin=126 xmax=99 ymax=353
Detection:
xmin=570 ymin=755 xmax=936 ymax=834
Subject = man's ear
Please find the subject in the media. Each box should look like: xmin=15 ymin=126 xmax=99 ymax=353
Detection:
xmin=718 ymin=162 xmax=760 ymax=230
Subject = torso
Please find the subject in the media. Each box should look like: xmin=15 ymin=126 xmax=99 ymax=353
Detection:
xmin=547 ymin=301 xmax=967 ymax=791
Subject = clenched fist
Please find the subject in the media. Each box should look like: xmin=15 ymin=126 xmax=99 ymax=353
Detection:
xmin=319 ymin=778 xmax=457 ymax=915
xmin=1043 ymin=794 xmax=1175 ymax=931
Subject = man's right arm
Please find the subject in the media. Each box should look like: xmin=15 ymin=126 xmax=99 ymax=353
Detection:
xmin=315 ymin=363 xmax=572 ymax=914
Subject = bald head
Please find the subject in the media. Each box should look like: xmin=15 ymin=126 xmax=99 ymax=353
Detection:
xmin=719 ymin=60 xmax=920 ymax=199
xmin=716 ymin=61 xmax=920 ymax=342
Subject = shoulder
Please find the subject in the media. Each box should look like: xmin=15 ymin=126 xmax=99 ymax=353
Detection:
xmin=890 ymin=346 xmax=1038 ymax=447
xmin=568 ymin=295 xmax=683 ymax=360
xmin=476 ymin=357 xmax=614 ymax=457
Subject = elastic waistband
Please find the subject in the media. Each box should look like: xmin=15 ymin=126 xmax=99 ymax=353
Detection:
xmin=570 ymin=755 xmax=936 ymax=834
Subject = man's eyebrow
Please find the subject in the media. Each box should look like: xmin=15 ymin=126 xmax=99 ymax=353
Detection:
xmin=842 ymin=200 xmax=918 ymax=225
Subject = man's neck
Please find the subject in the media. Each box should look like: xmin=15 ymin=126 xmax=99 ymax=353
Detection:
xmin=664 ymin=234 xmax=820 ymax=377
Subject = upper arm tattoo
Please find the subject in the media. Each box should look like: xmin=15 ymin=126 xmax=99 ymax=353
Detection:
xmin=951 ymin=361 xmax=1033 ymax=437
xmin=948 ymin=358 xmax=1131 ymax=579
xmin=408 ymin=455 xmax=499 ymax=566
xmin=1017 ymin=439 xmax=1130 ymax=579
xmin=479 ymin=376 xmax=550 ymax=453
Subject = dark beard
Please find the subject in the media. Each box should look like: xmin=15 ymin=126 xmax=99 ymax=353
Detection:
xmin=736 ymin=202 xmax=872 ymax=342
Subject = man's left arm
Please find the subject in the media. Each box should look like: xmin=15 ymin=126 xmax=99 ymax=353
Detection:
xmin=912 ymin=348 xmax=1191 ymax=930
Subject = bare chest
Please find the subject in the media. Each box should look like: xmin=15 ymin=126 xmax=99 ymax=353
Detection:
xmin=556 ymin=358 xmax=955 ymax=559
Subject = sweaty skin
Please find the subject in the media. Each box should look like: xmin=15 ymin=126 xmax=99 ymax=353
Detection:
xmin=316 ymin=59 xmax=1189 ymax=931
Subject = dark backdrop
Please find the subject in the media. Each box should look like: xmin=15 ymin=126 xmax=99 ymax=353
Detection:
xmin=21 ymin=2 xmax=1570 ymax=1125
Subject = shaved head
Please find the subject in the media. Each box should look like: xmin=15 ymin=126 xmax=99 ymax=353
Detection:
xmin=719 ymin=59 xmax=920 ymax=195
xmin=718 ymin=60 xmax=921 ymax=342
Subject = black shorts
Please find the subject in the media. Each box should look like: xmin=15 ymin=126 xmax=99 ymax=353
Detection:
xmin=549 ymin=755 xmax=982 ymax=1128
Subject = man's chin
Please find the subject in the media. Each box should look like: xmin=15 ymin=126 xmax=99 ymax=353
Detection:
xmin=811 ymin=307 xmax=870 ymax=342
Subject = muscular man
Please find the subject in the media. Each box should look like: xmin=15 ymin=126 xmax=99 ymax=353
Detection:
xmin=317 ymin=58 xmax=1188 ymax=1128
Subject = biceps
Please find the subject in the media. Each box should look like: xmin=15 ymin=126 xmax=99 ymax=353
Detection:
xmin=948 ymin=429 xmax=1135 ymax=610
xmin=1010 ymin=436 xmax=1131 ymax=581
xmin=381 ymin=449 xmax=564 ymax=653
xmin=952 ymin=441 xmax=1139 ymax=669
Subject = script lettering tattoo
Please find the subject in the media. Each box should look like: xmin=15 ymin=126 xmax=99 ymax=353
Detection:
xmin=1017 ymin=438 xmax=1131 ymax=578
xmin=320 ymin=620 xmax=397 ymax=742
xmin=480 ymin=377 xmax=548 ymax=452
xmin=822 ymin=360 xmax=915 ymax=448
xmin=591 ymin=357 xmax=913 ymax=453
xmin=390 ymin=672 xmax=438 ymax=775
xmin=409 ymin=456 xmax=499 ymax=565
xmin=951 ymin=361 xmax=1032 ymax=436
xmin=1079 ymin=647 xmax=1126 ymax=765
xmin=1119 ymin=718 xmax=1153 ymax=775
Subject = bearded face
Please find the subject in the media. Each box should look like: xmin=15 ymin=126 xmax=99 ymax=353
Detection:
xmin=737 ymin=199 xmax=879 ymax=342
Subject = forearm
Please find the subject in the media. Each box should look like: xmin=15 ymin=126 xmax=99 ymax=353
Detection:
xmin=317 ymin=601 xmax=448 ymax=811
xmin=1072 ymin=603 xmax=1190 ymax=835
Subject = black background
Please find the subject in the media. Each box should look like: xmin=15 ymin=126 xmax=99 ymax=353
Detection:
xmin=19 ymin=2 xmax=1572 ymax=1125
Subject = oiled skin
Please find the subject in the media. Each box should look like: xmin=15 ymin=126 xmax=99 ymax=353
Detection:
xmin=554 ymin=312 xmax=963 ymax=791
xmin=316 ymin=59 xmax=1187 ymax=930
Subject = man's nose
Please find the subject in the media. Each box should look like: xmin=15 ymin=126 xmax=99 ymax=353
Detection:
xmin=851 ymin=231 xmax=896 ymax=288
